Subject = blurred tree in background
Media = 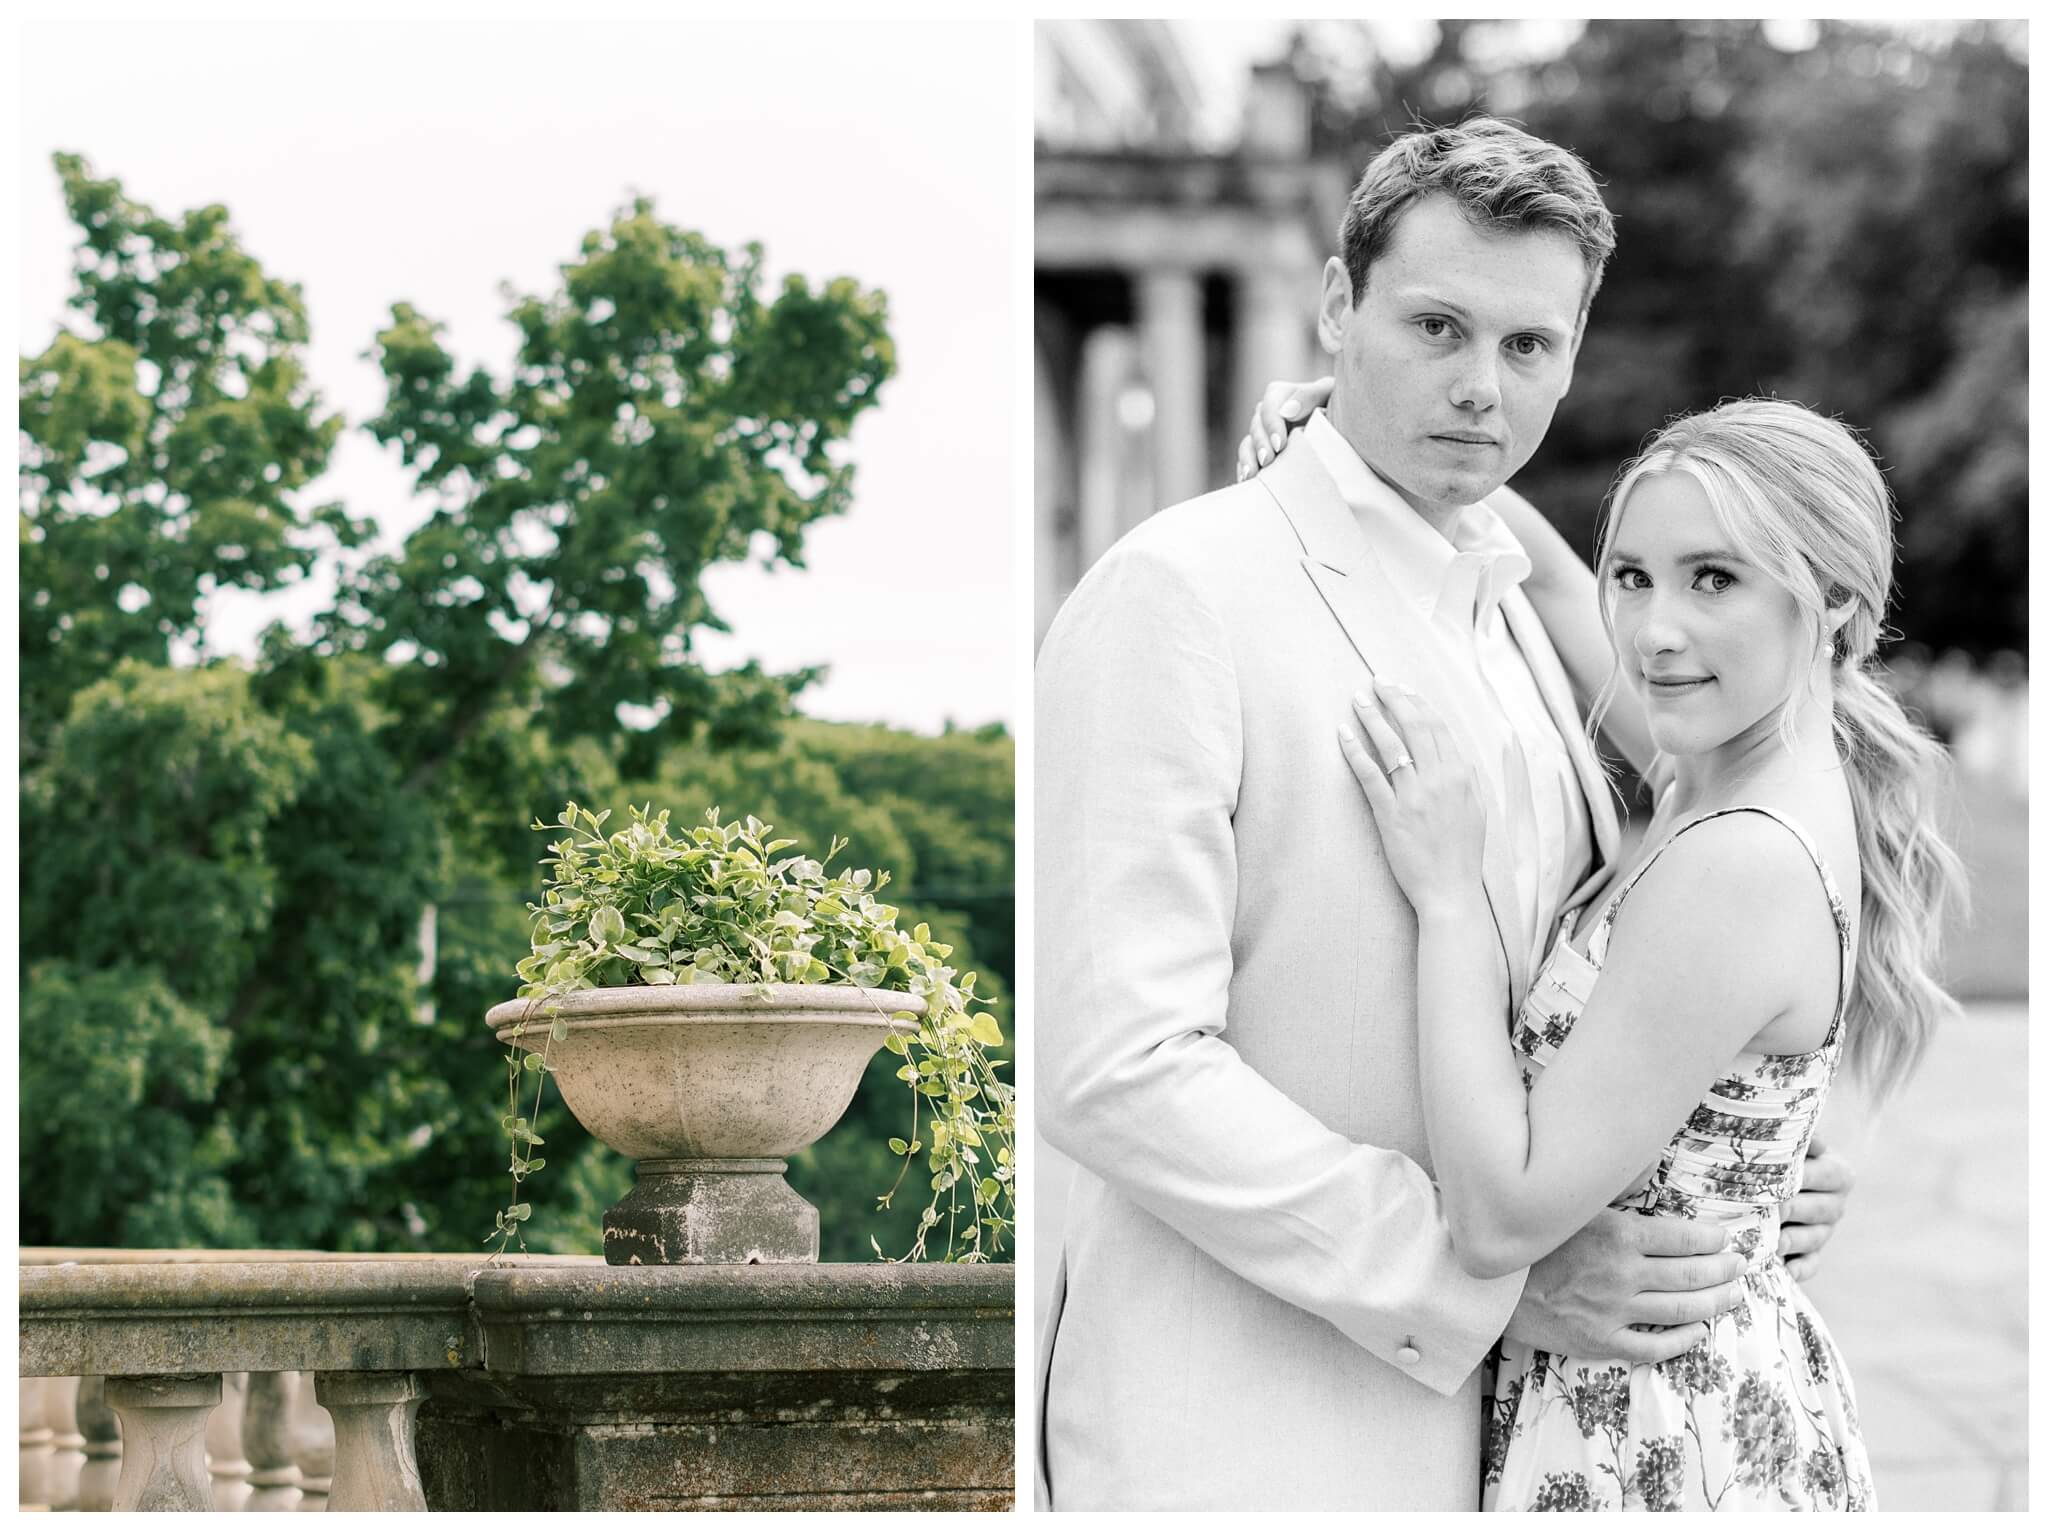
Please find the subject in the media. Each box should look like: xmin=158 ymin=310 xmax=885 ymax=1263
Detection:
xmin=18 ymin=155 xmax=359 ymax=763
xmin=1291 ymin=19 xmax=2027 ymax=658
xmin=19 ymin=157 xmax=1012 ymax=1260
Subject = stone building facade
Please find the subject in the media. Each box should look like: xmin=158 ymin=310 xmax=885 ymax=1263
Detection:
xmin=1034 ymin=23 xmax=1353 ymax=642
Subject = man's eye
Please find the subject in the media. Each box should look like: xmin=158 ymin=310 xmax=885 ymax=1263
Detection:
xmin=1418 ymin=318 xmax=1453 ymax=338
xmin=1509 ymin=335 xmax=1546 ymax=357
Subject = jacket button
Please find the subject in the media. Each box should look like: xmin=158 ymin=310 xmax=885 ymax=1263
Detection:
xmin=1396 ymin=1344 xmax=1421 ymax=1366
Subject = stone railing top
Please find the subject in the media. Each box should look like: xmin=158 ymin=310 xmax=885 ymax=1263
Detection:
xmin=466 ymin=1258 xmax=1014 ymax=1313
xmin=467 ymin=1261 xmax=1016 ymax=1379
xmin=22 ymin=1248 xmax=585 ymax=1265
xmin=20 ymin=1251 xmax=1016 ymax=1383
xmin=23 ymin=1257 xmax=505 ymax=1379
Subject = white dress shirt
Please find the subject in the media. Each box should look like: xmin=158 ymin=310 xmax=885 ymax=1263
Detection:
xmin=1304 ymin=410 xmax=1593 ymax=959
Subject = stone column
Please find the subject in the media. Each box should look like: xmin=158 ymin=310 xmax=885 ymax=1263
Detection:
xmin=206 ymin=1370 xmax=252 ymax=1510
xmin=243 ymin=1371 xmax=305 ymax=1510
xmin=1235 ymin=264 xmax=1318 ymax=459
xmin=19 ymin=1377 xmax=54 ymax=1510
xmin=75 ymin=1376 xmax=122 ymax=1512
xmin=1138 ymin=266 xmax=1206 ymax=515
xmin=1035 ymin=324 xmax=1071 ymax=647
xmin=1076 ymin=324 xmax=1142 ymax=574
xmin=45 ymin=1376 xmax=86 ymax=1511
xmin=316 ymin=1371 xmax=426 ymax=1512
xmin=291 ymin=1369 xmax=337 ymax=1510
xmin=103 ymin=1373 xmax=220 ymax=1513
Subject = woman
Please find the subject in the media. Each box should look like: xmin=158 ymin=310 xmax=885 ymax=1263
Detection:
xmin=1240 ymin=390 xmax=1964 ymax=1509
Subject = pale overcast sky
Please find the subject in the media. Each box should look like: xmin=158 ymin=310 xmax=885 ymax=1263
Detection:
xmin=18 ymin=15 xmax=1018 ymax=733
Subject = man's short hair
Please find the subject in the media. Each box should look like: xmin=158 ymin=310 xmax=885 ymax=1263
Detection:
xmin=1338 ymin=116 xmax=1616 ymax=312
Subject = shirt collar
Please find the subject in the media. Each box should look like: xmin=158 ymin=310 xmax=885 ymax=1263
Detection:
xmin=1301 ymin=409 xmax=1533 ymax=631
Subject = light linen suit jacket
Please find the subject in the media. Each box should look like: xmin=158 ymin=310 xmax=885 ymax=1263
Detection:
xmin=1034 ymin=440 xmax=1621 ymax=1511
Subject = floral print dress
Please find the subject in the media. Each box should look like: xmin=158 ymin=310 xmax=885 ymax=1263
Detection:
xmin=1482 ymin=806 xmax=1875 ymax=1512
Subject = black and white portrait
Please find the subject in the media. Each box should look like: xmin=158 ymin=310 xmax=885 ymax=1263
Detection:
xmin=1032 ymin=18 xmax=2025 ymax=1513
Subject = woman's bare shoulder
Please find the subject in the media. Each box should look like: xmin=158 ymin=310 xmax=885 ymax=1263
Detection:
xmin=1606 ymin=809 xmax=1840 ymax=1010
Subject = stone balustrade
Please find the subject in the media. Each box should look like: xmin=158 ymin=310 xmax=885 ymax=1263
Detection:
xmin=21 ymin=1249 xmax=1015 ymax=1511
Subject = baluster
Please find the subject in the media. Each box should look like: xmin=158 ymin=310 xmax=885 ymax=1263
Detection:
xmin=46 ymin=1376 xmax=86 ymax=1511
xmin=103 ymin=1373 xmax=220 ymax=1512
xmin=19 ymin=1377 xmax=54 ymax=1510
xmin=207 ymin=1371 xmax=252 ymax=1510
xmin=75 ymin=1377 xmax=122 ymax=1512
xmin=314 ymin=1373 xmax=426 ymax=1512
xmin=289 ymin=1373 xmax=335 ymax=1511
xmin=242 ymin=1372 xmax=304 ymax=1510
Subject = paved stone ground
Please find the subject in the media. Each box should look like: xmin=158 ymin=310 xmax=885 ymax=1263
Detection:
xmin=1807 ymin=1003 xmax=2028 ymax=1511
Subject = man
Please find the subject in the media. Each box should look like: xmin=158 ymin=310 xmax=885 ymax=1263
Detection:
xmin=1034 ymin=118 xmax=1850 ymax=1510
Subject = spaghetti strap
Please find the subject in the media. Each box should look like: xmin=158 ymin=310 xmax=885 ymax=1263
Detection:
xmin=1587 ymin=804 xmax=1856 ymax=1048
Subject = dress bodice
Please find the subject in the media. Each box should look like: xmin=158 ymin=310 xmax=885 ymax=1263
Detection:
xmin=1509 ymin=805 xmax=1857 ymax=1270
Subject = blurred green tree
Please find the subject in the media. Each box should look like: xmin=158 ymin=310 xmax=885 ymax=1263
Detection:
xmin=19 ymin=154 xmax=359 ymax=765
xmin=335 ymin=197 xmax=895 ymax=798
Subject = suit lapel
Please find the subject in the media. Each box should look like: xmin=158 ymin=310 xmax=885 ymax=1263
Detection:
xmin=1257 ymin=444 xmax=1530 ymax=1010
xmin=1499 ymin=585 xmax=1622 ymax=916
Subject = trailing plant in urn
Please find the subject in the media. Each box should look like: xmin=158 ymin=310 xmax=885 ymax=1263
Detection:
xmin=492 ymin=803 xmax=1014 ymax=1262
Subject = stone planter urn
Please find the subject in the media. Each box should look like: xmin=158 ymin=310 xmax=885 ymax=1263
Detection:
xmin=486 ymin=984 xmax=921 ymax=1266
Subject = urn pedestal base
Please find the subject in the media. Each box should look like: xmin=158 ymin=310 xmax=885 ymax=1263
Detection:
xmin=602 ymin=1158 xmax=819 ymax=1266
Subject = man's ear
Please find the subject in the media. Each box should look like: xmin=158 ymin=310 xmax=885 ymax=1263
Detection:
xmin=1316 ymin=257 xmax=1353 ymax=356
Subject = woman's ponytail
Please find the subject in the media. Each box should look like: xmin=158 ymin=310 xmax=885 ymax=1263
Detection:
xmin=1831 ymin=663 xmax=1968 ymax=1104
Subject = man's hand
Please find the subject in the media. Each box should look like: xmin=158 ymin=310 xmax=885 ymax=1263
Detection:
xmin=1503 ymin=1208 xmax=1744 ymax=1364
xmin=1780 ymin=1133 xmax=1856 ymax=1282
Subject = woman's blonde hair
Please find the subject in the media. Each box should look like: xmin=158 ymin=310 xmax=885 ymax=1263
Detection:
xmin=1592 ymin=399 xmax=1966 ymax=1104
